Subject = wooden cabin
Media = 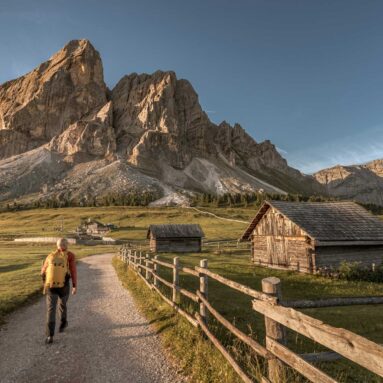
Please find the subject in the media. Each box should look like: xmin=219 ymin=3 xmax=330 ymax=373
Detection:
xmin=240 ymin=200 xmax=383 ymax=273
xmin=76 ymin=218 xmax=111 ymax=237
xmin=147 ymin=224 xmax=205 ymax=253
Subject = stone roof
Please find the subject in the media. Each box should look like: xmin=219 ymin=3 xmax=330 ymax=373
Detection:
xmin=240 ymin=200 xmax=383 ymax=243
xmin=147 ymin=224 xmax=205 ymax=239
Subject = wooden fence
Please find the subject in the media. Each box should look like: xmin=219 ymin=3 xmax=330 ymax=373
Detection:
xmin=118 ymin=247 xmax=383 ymax=383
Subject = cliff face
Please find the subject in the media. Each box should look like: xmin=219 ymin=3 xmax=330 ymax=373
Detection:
xmin=48 ymin=101 xmax=116 ymax=160
xmin=314 ymin=159 xmax=383 ymax=206
xmin=111 ymin=71 xmax=212 ymax=172
xmin=111 ymin=70 xmax=305 ymax=182
xmin=0 ymin=39 xmax=322 ymax=203
xmin=0 ymin=40 xmax=108 ymax=159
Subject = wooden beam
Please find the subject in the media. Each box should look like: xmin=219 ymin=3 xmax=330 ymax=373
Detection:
xmin=252 ymin=299 xmax=383 ymax=377
xmin=134 ymin=265 xmax=155 ymax=291
xmin=180 ymin=266 xmax=199 ymax=277
xmin=253 ymin=235 xmax=309 ymax=241
xmin=195 ymin=313 xmax=254 ymax=383
xmin=153 ymin=255 xmax=159 ymax=288
xmin=152 ymin=273 xmax=174 ymax=289
xmin=173 ymin=257 xmax=180 ymax=304
xmin=266 ymin=338 xmax=337 ymax=383
xmin=195 ymin=267 xmax=277 ymax=303
xmin=199 ymin=259 xmax=208 ymax=324
xmin=300 ymin=351 xmax=342 ymax=363
xmin=196 ymin=290 xmax=271 ymax=359
xmin=262 ymin=278 xmax=286 ymax=382
xmin=153 ymin=258 xmax=175 ymax=269
xmin=179 ymin=287 xmax=198 ymax=303
xmin=282 ymin=296 xmax=383 ymax=309
xmin=152 ymin=285 xmax=198 ymax=327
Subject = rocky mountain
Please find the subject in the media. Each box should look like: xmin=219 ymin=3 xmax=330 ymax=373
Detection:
xmin=0 ymin=40 xmax=107 ymax=159
xmin=0 ymin=39 xmax=321 ymax=205
xmin=314 ymin=159 xmax=383 ymax=206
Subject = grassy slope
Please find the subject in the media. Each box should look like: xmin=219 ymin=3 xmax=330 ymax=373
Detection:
xmin=0 ymin=206 xmax=249 ymax=240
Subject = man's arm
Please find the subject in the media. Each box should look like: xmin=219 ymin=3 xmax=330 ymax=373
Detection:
xmin=41 ymin=257 xmax=49 ymax=278
xmin=68 ymin=252 xmax=77 ymax=294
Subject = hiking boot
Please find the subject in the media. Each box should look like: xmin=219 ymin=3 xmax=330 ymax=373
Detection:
xmin=59 ymin=321 xmax=68 ymax=333
xmin=45 ymin=336 xmax=53 ymax=344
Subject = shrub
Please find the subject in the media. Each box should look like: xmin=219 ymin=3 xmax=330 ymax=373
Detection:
xmin=337 ymin=261 xmax=383 ymax=283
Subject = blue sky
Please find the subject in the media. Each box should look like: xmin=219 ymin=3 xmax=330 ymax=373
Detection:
xmin=1 ymin=0 xmax=383 ymax=173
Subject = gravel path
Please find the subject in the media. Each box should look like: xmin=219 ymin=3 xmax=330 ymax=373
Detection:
xmin=0 ymin=253 xmax=184 ymax=383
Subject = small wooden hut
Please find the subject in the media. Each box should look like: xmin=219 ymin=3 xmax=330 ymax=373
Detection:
xmin=240 ymin=200 xmax=383 ymax=273
xmin=147 ymin=224 xmax=205 ymax=253
xmin=76 ymin=218 xmax=111 ymax=237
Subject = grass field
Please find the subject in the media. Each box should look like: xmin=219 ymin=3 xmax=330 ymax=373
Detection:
xmin=152 ymin=249 xmax=383 ymax=382
xmin=1 ymin=206 xmax=383 ymax=382
xmin=0 ymin=206 xmax=250 ymax=240
xmin=0 ymin=206 xmax=247 ymax=325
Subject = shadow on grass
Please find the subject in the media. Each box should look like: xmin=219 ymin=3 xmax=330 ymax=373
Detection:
xmin=0 ymin=263 xmax=31 ymax=273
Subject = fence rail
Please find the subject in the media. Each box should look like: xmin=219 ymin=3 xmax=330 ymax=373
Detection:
xmin=119 ymin=247 xmax=383 ymax=383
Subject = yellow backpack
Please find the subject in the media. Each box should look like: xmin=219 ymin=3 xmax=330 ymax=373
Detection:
xmin=45 ymin=250 xmax=69 ymax=288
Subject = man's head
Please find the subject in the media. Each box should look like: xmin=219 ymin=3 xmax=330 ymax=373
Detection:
xmin=57 ymin=238 xmax=68 ymax=251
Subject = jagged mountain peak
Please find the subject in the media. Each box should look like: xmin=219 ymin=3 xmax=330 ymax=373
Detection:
xmin=0 ymin=39 xmax=107 ymax=160
xmin=0 ymin=39 xmax=323 ymax=204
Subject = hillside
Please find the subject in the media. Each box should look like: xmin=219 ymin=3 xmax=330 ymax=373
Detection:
xmin=0 ymin=39 xmax=322 ymax=205
xmin=314 ymin=159 xmax=383 ymax=206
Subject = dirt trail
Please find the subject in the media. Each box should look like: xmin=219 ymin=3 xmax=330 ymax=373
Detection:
xmin=187 ymin=206 xmax=249 ymax=224
xmin=0 ymin=254 xmax=183 ymax=383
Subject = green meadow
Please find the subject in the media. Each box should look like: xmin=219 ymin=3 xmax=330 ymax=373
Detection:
xmin=1 ymin=206 xmax=383 ymax=382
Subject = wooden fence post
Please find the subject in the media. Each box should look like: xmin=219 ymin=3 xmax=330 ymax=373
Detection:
xmin=262 ymin=277 xmax=286 ymax=383
xmin=154 ymin=255 xmax=159 ymax=288
xmin=134 ymin=251 xmax=137 ymax=270
xmin=145 ymin=254 xmax=150 ymax=281
xmin=199 ymin=259 xmax=208 ymax=323
xmin=123 ymin=247 xmax=128 ymax=271
xmin=139 ymin=251 xmax=142 ymax=273
xmin=173 ymin=257 xmax=180 ymax=304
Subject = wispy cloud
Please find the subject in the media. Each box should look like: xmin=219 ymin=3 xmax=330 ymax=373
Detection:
xmin=286 ymin=125 xmax=383 ymax=174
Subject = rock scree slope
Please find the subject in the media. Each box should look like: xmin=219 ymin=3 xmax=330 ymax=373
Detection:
xmin=0 ymin=253 xmax=184 ymax=383
xmin=0 ymin=39 xmax=323 ymax=203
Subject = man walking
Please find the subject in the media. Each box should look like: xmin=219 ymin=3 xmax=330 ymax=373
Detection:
xmin=41 ymin=238 xmax=77 ymax=344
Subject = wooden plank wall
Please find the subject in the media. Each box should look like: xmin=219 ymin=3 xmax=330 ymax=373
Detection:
xmin=315 ymin=245 xmax=383 ymax=268
xmin=154 ymin=238 xmax=201 ymax=253
xmin=252 ymin=207 xmax=312 ymax=271
xmin=254 ymin=207 xmax=307 ymax=237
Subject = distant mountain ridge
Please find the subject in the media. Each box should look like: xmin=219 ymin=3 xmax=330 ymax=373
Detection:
xmin=0 ymin=39 xmax=336 ymax=205
xmin=314 ymin=159 xmax=383 ymax=206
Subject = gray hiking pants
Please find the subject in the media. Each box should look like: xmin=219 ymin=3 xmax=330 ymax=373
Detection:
xmin=46 ymin=284 xmax=70 ymax=336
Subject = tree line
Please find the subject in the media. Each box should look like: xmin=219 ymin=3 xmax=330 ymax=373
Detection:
xmin=3 ymin=191 xmax=383 ymax=215
xmin=189 ymin=191 xmax=338 ymax=208
xmin=4 ymin=192 xmax=158 ymax=211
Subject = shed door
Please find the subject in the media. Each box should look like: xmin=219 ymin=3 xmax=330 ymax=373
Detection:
xmin=267 ymin=237 xmax=288 ymax=267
